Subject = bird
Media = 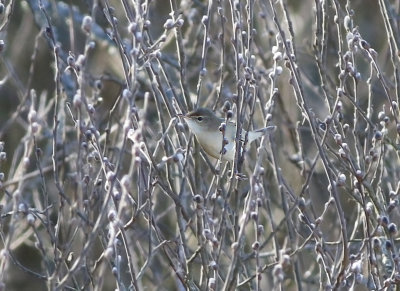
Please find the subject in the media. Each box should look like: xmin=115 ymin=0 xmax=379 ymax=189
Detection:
xmin=181 ymin=107 xmax=275 ymax=161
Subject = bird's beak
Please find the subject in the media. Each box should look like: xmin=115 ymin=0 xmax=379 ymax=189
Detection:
xmin=177 ymin=113 xmax=188 ymax=119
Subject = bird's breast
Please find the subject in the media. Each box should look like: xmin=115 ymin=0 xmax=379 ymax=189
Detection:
xmin=196 ymin=130 xmax=235 ymax=161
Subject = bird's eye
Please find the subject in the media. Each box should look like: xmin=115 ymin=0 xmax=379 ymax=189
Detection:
xmin=197 ymin=116 xmax=203 ymax=122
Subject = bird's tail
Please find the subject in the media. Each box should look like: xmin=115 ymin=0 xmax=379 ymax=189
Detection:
xmin=247 ymin=126 xmax=276 ymax=143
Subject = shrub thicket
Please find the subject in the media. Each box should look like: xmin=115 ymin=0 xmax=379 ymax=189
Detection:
xmin=0 ymin=0 xmax=399 ymax=290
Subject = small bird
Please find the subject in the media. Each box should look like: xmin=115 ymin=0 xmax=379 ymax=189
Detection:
xmin=182 ymin=107 xmax=275 ymax=161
